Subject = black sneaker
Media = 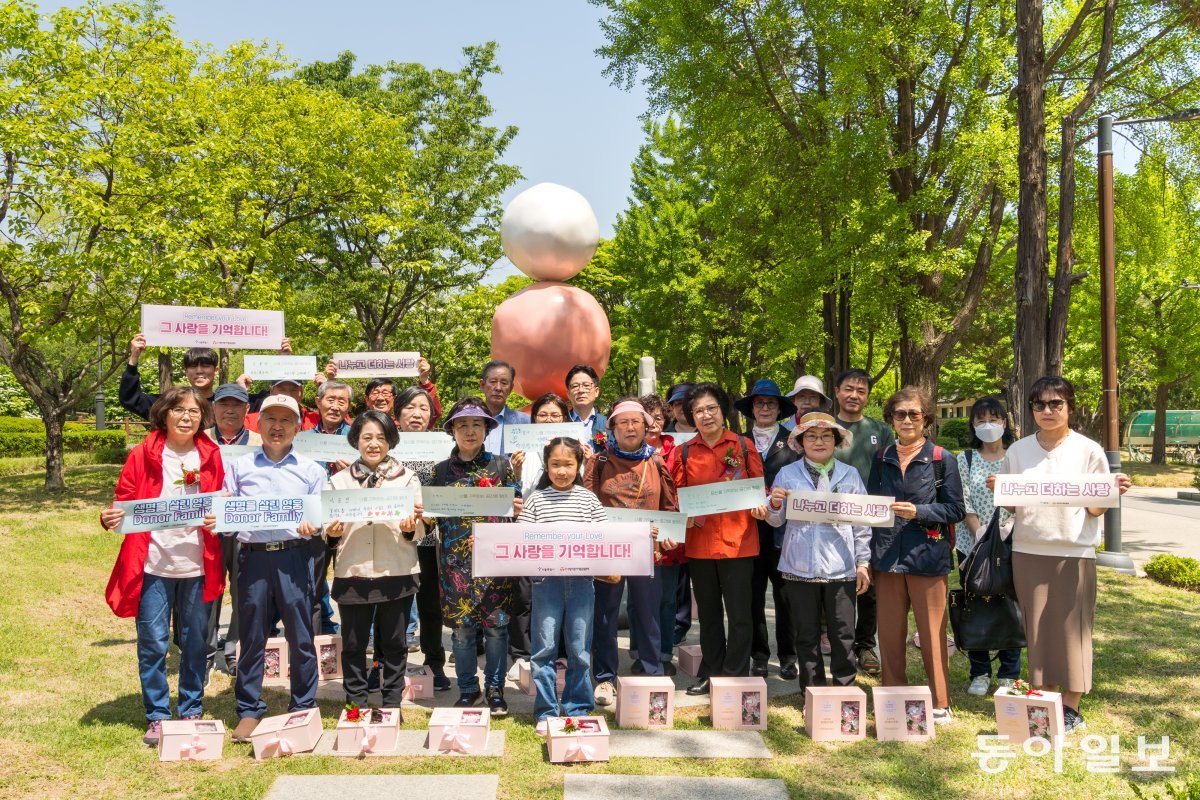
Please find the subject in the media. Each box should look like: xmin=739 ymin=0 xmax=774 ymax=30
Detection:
xmin=1064 ymin=705 xmax=1087 ymax=734
xmin=780 ymin=662 xmax=799 ymax=681
xmin=750 ymin=661 xmax=769 ymax=677
xmin=454 ymin=690 xmax=483 ymax=707
xmin=662 ymin=661 xmax=677 ymax=677
xmin=486 ymin=688 xmax=508 ymax=716
xmin=431 ymin=667 xmax=452 ymax=692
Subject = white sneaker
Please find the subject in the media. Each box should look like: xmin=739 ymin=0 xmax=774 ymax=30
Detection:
xmin=967 ymin=675 xmax=991 ymax=696
xmin=506 ymin=658 xmax=526 ymax=682
xmin=594 ymin=680 xmax=616 ymax=707
xmin=932 ymin=707 xmax=954 ymax=724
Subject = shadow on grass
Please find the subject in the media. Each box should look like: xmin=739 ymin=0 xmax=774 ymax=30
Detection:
xmin=0 ymin=466 xmax=121 ymax=515
xmin=91 ymin=638 xmax=137 ymax=648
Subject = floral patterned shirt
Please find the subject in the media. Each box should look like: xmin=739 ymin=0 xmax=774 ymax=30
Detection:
xmin=954 ymin=448 xmax=1012 ymax=555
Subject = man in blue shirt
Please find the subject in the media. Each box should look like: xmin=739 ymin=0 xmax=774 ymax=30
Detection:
xmin=210 ymin=395 xmax=327 ymax=742
xmin=480 ymin=360 xmax=530 ymax=455
xmin=566 ymin=364 xmax=608 ymax=439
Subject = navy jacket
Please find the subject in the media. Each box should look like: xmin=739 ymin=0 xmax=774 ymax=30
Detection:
xmin=867 ymin=440 xmax=965 ymax=576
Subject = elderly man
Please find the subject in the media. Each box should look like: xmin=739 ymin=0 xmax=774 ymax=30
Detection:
xmin=206 ymin=383 xmax=262 ymax=447
xmin=585 ymin=398 xmax=680 ymax=707
xmin=207 ymin=395 xmax=327 ymax=742
xmin=566 ymin=364 xmax=608 ymax=438
xmin=480 ymin=360 xmax=530 ymax=456
xmin=781 ymin=375 xmax=833 ymax=430
xmin=245 ymin=379 xmax=320 ymax=432
xmin=308 ymin=379 xmax=354 ymax=635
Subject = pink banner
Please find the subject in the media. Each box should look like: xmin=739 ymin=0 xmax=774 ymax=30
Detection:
xmin=471 ymin=522 xmax=654 ymax=577
xmin=141 ymin=304 xmax=285 ymax=349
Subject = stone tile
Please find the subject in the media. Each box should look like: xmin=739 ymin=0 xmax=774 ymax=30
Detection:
xmin=607 ymin=729 xmax=771 ymax=758
xmin=564 ymin=775 xmax=789 ymax=800
xmin=265 ymin=775 xmax=498 ymax=799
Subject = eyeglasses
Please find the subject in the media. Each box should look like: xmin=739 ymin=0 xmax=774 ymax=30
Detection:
xmin=169 ymin=408 xmax=202 ymax=418
xmin=752 ymin=398 xmax=779 ymax=408
xmin=568 ymin=382 xmax=596 ymax=392
xmin=891 ymin=410 xmax=924 ymax=421
xmin=368 ymin=390 xmax=394 ymax=399
xmin=535 ymin=412 xmax=565 ymax=422
xmin=1031 ymin=399 xmax=1066 ymax=412
xmin=692 ymin=404 xmax=722 ymax=418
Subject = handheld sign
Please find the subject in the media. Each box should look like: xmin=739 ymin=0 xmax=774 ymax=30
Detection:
xmin=211 ymin=495 xmax=322 ymax=533
xmin=421 ymin=487 xmax=515 ymax=518
xmin=322 ymin=488 xmax=416 ymax=524
xmin=242 ymin=355 xmax=317 ymax=381
xmin=141 ymin=304 xmax=284 ymax=349
xmin=292 ymin=431 xmax=358 ymax=464
xmin=993 ymin=474 xmax=1120 ymax=508
xmin=218 ymin=444 xmax=260 ymax=462
xmin=677 ymin=477 xmax=767 ymax=517
xmin=503 ymin=423 xmax=590 ymax=454
xmin=115 ymin=492 xmax=220 ymax=534
xmin=393 ymin=432 xmax=454 ymax=463
xmin=783 ymin=491 xmax=896 ymax=527
xmin=668 ymin=431 xmax=698 ymax=445
xmin=604 ymin=507 xmax=689 ymax=543
xmin=331 ymin=351 xmax=420 ymax=379
xmin=472 ymin=522 xmax=654 ymax=577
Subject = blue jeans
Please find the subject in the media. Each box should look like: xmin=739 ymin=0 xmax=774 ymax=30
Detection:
xmin=406 ymin=597 xmax=418 ymax=641
xmin=137 ymin=573 xmax=210 ymax=721
xmin=968 ymin=648 xmax=1023 ymax=680
xmin=450 ymin=610 xmax=509 ymax=693
xmin=531 ymin=576 xmax=594 ymax=722
xmin=597 ymin=574 xmax=664 ymax=678
xmin=656 ymin=564 xmax=682 ymax=657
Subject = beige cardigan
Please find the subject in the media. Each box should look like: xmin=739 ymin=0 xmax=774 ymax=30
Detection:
xmin=325 ymin=465 xmax=422 ymax=580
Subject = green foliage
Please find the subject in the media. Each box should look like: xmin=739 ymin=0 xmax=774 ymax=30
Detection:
xmin=1144 ymin=554 xmax=1200 ymax=592
xmin=1130 ymin=774 xmax=1200 ymax=800
xmin=938 ymin=418 xmax=972 ymax=448
xmin=0 ymin=429 xmax=125 ymax=458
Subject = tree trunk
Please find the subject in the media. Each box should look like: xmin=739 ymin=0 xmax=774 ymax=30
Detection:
xmin=1047 ymin=118 xmax=1079 ymax=377
xmin=158 ymin=351 xmax=174 ymax=392
xmin=1151 ymin=381 xmax=1169 ymax=465
xmin=1013 ymin=0 xmax=1050 ymax=438
xmin=897 ymin=334 xmax=941 ymax=402
xmin=42 ymin=407 xmax=67 ymax=491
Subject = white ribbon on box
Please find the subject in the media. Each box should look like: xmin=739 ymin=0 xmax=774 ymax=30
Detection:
xmin=179 ymin=734 xmax=207 ymax=760
xmin=358 ymin=725 xmax=377 ymax=755
xmin=438 ymin=727 xmax=472 ymax=753
xmin=563 ymin=740 xmax=597 ymax=762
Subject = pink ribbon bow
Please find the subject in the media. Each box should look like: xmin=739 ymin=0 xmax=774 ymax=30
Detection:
xmin=563 ymin=740 xmax=596 ymax=762
xmin=439 ymin=727 xmax=472 ymax=754
xmin=402 ymin=681 xmax=417 ymax=702
xmin=267 ymin=736 xmax=294 ymax=757
xmin=179 ymin=734 xmax=207 ymax=760
xmin=358 ymin=725 xmax=377 ymax=755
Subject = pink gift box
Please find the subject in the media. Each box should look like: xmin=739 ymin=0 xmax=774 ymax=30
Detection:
xmin=994 ymin=687 xmax=1065 ymax=744
xmin=677 ymin=645 xmax=702 ymax=677
xmin=250 ymin=708 xmax=322 ymax=759
xmin=315 ymin=634 xmax=343 ymax=682
xmin=804 ymin=686 xmax=868 ymax=742
xmin=335 ymin=707 xmax=401 ymax=755
xmin=427 ymin=707 xmax=491 ymax=754
xmin=404 ymin=665 xmax=434 ymax=700
xmin=546 ymin=715 xmax=610 ymax=763
xmin=157 ymin=719 xmax=225 ymax=762
xmin=872 ymin=685 xmax=936 ymax=742
xmin=236 ymin=636 xmax=289 ymax=687
xmin=615 ymin=676 xmax=675 ymax=728
xmin=518 ymin=660 xmax=566 ymax=696
xmin=709 ymin=676 xmax=768 ymax=730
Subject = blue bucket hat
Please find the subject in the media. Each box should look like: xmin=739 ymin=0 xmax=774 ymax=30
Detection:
xmin=733 ymin=379 xmax=798 ymax=421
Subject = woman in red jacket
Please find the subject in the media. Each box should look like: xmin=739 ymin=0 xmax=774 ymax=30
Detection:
xmin=99 ymin=387 xmax=225 ymax=746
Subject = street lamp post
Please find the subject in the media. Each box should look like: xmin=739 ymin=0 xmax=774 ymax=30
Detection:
xmin=1096 ymin=109 xmax=1200 ymax=574
xmin=95 ymin=334 xmax=106 ymax=431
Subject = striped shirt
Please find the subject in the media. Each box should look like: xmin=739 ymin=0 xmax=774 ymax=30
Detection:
xmin=518 ymin=485 xmax=608 ymax=525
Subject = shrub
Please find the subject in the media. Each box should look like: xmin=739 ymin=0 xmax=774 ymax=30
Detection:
xmin=94 ymin=445 xmax=130 ymax=465
xmin=937 ymin=417 xmax=972 ymax=448
xmin=1143 ymin=554 xmax=1200 ymax=592
xmin=0 ymin=429 xmax=126 ymax=458
xmin=1192 ymin=467 xmax=1200 ymax=492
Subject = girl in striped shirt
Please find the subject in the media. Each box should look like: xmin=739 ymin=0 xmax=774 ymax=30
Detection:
xmin=518 ymin=437 xmax=607 ymax=733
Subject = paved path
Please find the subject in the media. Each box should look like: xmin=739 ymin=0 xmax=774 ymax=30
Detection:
xmin=1115 ymin=487 xmax=1200 ymax=573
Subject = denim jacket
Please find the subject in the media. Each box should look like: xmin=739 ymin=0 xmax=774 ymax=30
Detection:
xmin=765 ymin=459 xmax=871 ymax=581
xmin=867 ymin=440 xmax=965 ymax=576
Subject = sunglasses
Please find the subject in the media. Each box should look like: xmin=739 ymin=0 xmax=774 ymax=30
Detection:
xmin=891 ymin=410 xmax=924 ymax=421
xmin=1031 ymin=399 xmax=1066 ymax=412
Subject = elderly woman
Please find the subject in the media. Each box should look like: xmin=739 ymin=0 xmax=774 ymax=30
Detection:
xmin=99 ymin=388 xmax=225 ymax=746
xmin=325 ymin=410 xmax=424 ymax=712
xmin=672 ymin=382 xmax=767 ymax=695
xmin=586 ymin=398 xmax=681 ymax=707
xmin=390 ymin=386 xmax=452 ymax=691
xmin=766 ymin=413 xmax=871 ymax=694
xmin=989 ymin=377 xmax=1131 ymax=733
xmin=867 ymin=386 xmax=964 ymax=724
xmin=734 ymin=379 xmax=800 ymax=679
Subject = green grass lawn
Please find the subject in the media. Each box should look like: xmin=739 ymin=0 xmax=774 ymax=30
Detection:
xmin=0 ymin=466 xmax=1196 ymax=799
xmin=1124 ymin=462 xmax=1196 ymax=489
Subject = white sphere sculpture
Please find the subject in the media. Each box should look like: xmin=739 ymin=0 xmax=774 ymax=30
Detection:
xmin=500 ymin=182 xmax=600 ymax=281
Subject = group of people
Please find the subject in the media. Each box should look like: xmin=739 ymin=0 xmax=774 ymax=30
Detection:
xmin=101 ymin=333 xmax=1129 ymax=747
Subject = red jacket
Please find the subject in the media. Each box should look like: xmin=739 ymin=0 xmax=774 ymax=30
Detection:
xmin=103 ymin=429 xmax=226 ymax=618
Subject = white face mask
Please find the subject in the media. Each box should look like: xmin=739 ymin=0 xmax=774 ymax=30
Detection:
xmin=975 ymin=422 xmax=1005 ymax=443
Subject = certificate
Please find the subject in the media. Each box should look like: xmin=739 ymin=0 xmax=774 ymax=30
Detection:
xmin=993 ymin=474 xmax=1120 ymax=508
xmin=472 ymin=522 xmax=654 ymax=577
xmin=421 ymin=487 xmax=515 ymax=518
xmin=784 ymin=491 xmax=895 ymax=527
xmin=211 ymin=495 xmax=322 ymax=533
xmin=331 ymin=351 xmax=420 ymax=378
xmin=503 ymin=422 xmax=590 ymax=454
xmin=141 ymin=304 xmax=284 ymax=349
xmin=604 ymin=507 xmax=689 ymax=543
xmin=393 ymin=432 xmax=454 ymax=463
xmin=242 ymin=355 xmax=316 ymax=380
xmin=114 ymin=492 xmax=220 ymax=534
xmin=677 ymin=477 xmax=767 ymax=517
xmin=292 ymin=431 xmax=358 ymax=463
xmin=322 ymin=488 xmax=416 ymax=523
xmin=218 ymin=444 xmax=260 ymax=462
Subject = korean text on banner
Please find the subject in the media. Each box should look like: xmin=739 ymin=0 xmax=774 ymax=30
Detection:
xmin=677 ymin=477 xmax=767 ymax=517
xmin=503 ymin=423 xmax=590 ymax=454
xmin=472 ymin=522 xmax=654 ymax=577
xmin=393 ymin=432 xmax=454 ymax=463
xmin=604 ymin=507 xmax=689 ymax=543
xmin=292 ymin=431 xmax=359 ymax=464
xmin=141 ymin=304 xmax=284 ymax=349
xmin=211 ymin=495 xmax=322 ymax=533
xmin=784 ymin=491 xmax=896 ymax=527
xmin=321 ymin=488 xmax=416 ymax=524
xmin=331 ymin=352 xmax=420 ymax=379
xmin=993 ymin=474 xmax=1120 ymax=508
xmin=421 ymin=487 xmax=515 ymax=518
xmin=242 ymin=355 xmax=317 ymax=381
xmin=115 ymin=492 xmax=220 ymax=534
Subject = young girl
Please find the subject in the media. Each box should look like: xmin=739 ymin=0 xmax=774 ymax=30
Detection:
xmin=518 ymin=437 xmax=607 ymax=734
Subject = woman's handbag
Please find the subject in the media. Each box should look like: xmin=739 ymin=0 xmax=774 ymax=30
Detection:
xmin=960 ymin=509 xmax=1015 ymax=597
xmin=948 ymin=589 xmax=1027 ymax=651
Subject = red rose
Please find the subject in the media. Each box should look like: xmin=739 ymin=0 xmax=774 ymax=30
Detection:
xmin=345 ymin=703 xmax=362 ymax=722
xmin=477 ymin=475 xmax=497 ymax=488
xmin=183 ymin=471 xmax=198 ymax=485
